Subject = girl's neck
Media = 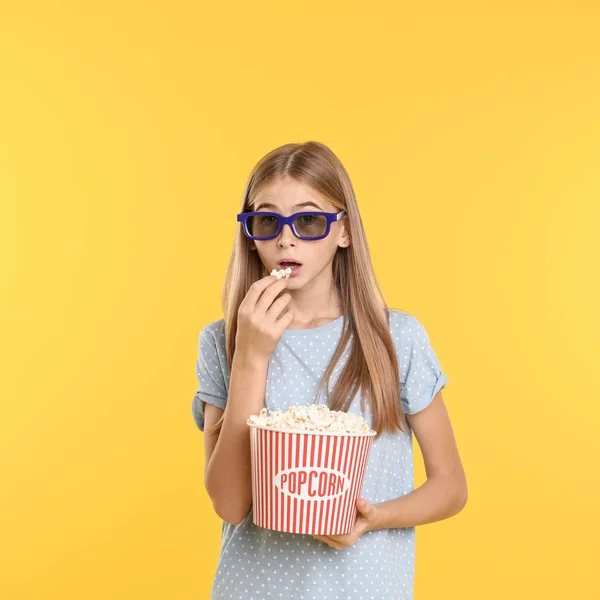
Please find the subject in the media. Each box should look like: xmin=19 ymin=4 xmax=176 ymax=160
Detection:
xmin=286 ymin=312 xmax=343 ymax=331
xmin=286 ymin=289 xmax=343 ymax=330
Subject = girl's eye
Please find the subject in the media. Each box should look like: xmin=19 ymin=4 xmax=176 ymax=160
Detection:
xmin=300 ymin=215 xmax=316 ymax=224
xmin=261 ymin=216 xmax=277 ymax=224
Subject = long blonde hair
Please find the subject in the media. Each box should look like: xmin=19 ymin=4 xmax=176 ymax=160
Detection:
xmin=205 ymin=141 xmax=408 ymax=440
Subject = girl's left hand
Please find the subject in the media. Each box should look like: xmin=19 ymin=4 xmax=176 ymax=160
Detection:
xmin=312 ymin=497 xmax=379 ymax=550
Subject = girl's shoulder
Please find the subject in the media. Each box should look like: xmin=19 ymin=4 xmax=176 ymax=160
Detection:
xmin=196 ymin=317 xmax=227 ymax=360
xmin=199 ymin=316 xmax=226 ymax=340
xmin=387 ymin=308 xmax=435 ymax=348
xmin=388 ymin=307 xmax=418 ymax=328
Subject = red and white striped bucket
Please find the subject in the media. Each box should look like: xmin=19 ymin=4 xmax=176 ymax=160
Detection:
xmin=248 ymin=424 xmax=376 ymax=536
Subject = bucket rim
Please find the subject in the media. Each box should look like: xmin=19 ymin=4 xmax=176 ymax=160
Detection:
xmin=247 ymin=422 xmax=377 ymax=437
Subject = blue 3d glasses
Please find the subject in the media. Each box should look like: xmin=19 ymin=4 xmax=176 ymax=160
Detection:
xmin=237 ymin=210 xmax=346 ymax=241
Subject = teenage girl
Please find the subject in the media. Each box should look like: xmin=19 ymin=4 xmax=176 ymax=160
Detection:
xmin=192 ymin=141 xmax=468 ymax=600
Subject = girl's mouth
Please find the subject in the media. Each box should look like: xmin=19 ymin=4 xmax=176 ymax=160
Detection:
xmin=279 ymin=263 xmax=302 ymax=277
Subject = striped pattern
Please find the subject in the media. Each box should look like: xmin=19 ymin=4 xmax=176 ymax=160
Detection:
xmin=249 ymin=426 xmax=374 ymax=535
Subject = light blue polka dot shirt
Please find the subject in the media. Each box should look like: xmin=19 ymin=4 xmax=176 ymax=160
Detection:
xmin=192 ymin=308 xmax=449 ymax=600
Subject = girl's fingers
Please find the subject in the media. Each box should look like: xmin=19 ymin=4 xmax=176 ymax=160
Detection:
xmin=274 ymin=306 xmax=295 ymax=332
xmin=267 ymin=293 xmax=292 ymax=322
xmin=313 ymin=534 xmax=343 ymax=550
xmin=240 ymin=275 xmax=285 ymax=314
xmin=254 ymin=277 xmax=290 ymax=317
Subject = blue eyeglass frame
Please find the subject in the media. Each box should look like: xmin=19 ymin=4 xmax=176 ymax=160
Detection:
xmin=236 ymin=210 xmax=347 ymax=241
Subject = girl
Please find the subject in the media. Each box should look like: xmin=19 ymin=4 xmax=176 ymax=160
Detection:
xmin=192 ymin=141 xmax=468 ymax=599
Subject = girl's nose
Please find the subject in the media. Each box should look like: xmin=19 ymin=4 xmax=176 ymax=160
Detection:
xmin=277 ymin=223 xmax=296 ymax=246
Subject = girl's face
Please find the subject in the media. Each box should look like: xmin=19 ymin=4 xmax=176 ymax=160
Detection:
xmin=249 ymin=177 xmax=349 ymax=290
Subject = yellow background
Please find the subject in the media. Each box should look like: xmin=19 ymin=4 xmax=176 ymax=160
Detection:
xmin=2 ymin=1 xmax=599 ymax=598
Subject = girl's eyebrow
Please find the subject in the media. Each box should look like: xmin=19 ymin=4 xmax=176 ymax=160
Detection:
xmin=255 ymin=201 xmax=324 ymax=211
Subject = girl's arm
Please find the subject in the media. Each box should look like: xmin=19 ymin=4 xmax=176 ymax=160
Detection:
xmin=203 ymin=352 xmax=269 ymax=525
xmin=370 ymin=391 xmax=468 ymax=530
xmin=203 ymin=275 xmax=294 ymax=525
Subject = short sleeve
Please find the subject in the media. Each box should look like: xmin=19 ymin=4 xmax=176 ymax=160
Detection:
xmin=397 ymin=314 xmax=449 ymax=415
xmin=191 ymin=324 xmax=229 ymax=431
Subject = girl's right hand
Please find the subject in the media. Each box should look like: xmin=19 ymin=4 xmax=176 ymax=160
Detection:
xmin=235 ymin=274 xmax=295 ymax=362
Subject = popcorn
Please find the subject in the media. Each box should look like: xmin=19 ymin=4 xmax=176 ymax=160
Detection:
xmin=270 ymin=267 xmax=292 ymax=279
xmin=247 ymin=404 xmax=374 ymax=434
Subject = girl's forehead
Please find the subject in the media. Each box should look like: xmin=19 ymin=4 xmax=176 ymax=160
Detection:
xmin=253 ymin=181 xmax=334 ymax=212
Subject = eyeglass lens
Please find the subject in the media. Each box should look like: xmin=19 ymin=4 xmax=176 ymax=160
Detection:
xmin=247 ymin=214 xmax=327 ymax=239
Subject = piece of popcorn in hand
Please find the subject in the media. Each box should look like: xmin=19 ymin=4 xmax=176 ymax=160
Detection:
xmin=270 ymin=267 xmax=292 ymax=279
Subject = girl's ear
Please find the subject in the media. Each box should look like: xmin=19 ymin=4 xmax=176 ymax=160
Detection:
xmin=339 ymin=223 xmax=351 ymax=248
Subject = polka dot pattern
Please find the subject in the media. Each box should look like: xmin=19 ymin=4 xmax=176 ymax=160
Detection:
xmin=191 ymin=309 xmax=449 ymax=599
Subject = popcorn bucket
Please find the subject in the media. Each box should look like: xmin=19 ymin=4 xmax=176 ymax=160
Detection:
xmin=248 ymin=424 xmax=376 ymax=535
